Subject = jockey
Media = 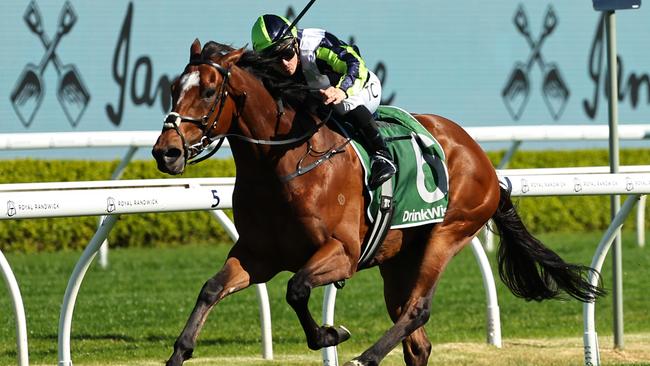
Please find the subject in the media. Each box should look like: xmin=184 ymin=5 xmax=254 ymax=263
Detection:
xmin=251 ymin=14 xmax=397 ymax=190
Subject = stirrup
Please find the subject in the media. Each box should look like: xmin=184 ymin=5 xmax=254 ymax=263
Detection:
xmin=368 ymin=155 xmax=397 ymax=190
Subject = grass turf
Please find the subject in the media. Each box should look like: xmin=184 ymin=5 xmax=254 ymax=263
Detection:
xmin=0 ymin=231 xmax=648 ymax=365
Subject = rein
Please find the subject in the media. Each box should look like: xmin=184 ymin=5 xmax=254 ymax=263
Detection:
xmin=162 ymin=60 xmax=333 ymax=166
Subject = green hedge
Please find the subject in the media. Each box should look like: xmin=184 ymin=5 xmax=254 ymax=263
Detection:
xmin=0 ymin=149 xmax=648 ymax=253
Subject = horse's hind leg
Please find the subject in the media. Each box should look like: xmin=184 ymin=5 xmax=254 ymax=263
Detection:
xmin=346 ymin=227 xmax=474 ymax=366
xmin=377 ymin=236 xmax=433 ymax=366
xmin=166 ymin=244 xmax=273 ymax=366
xmin=286 ymin=238 xmax=355 ymax=350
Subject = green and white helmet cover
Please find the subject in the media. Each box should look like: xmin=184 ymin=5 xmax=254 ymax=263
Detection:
xmin=251 ymin=14 xmax=298 ymax=52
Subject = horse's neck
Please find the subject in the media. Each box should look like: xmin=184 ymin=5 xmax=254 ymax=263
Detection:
xmin=230 ymin=110 xmax=307 ymax=177
xmin=231 ymin=109 xmax=342 ymax=187
xmin=227 ymin=83 xmax=292 ymax=179
xmin=228 ymin=66 xmax=344 ymax=186
xmin=234 ymin=67 xmax=294 ymax=139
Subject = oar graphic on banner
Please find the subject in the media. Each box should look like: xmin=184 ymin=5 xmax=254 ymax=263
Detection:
xmin=502 ymin=5 xmax=569 ymax=121
xmin=10 ymin=1 xmax=89 ymax=127
xmin=24 ymin=1 xmax=91 ymax=127
xmin=515 ymin=6 xmax=570 ymax=120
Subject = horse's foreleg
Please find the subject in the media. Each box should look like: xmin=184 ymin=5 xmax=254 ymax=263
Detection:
xmin=166 ymin=254 xmax=261 ymax=366
xmin=286 ymin=238 xmax=354 ymax=350
xmin=402 ymin=328 xmax=432 ymax=366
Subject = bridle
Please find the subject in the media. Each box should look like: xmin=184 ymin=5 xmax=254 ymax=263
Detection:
xmin=161 ymin=58 xmax=334 ymax=167
xmin=162 ymin=60 xmax=231 ymax=165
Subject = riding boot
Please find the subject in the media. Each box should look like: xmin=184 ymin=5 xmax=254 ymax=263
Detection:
xmin=348 ymin=106 xmax=397 ymax=190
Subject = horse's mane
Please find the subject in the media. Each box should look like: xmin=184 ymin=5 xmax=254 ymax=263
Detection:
xmin=200 ymin=41 xmax=316 ymax=108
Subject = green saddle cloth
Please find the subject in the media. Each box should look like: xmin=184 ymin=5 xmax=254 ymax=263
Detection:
xmin=341 ymin=106 xmax=449 ymax=228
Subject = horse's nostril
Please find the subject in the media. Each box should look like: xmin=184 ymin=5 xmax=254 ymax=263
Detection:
xmin=165 ymin=148 xmax=182 ymax=159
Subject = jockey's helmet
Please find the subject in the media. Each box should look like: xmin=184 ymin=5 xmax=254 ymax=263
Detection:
xmin=251 ymin=14 xmax=298 ymax=53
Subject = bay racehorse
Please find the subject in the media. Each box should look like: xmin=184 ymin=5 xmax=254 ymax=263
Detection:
xmin=152 ymin=40 xmax=604 ymax=366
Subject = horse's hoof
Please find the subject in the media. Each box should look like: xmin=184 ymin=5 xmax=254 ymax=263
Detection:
xmin=335 ymin=325 xmax=352 ymax=343
xmin=310 ymin=325 xmax=352 ymax=349
xmin=325 ymin=324 xmax=351 ymax=345
xmin=343 ymin=360 xmax=365 ymax=366
xmin=165 ymin=356 xmax=182 ymax=366
xmin=166 ymin=349 xmax=191 ymax=366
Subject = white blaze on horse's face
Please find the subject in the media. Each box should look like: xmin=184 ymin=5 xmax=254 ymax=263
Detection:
xmin=178 ymin=71 xmax=201 ymax=104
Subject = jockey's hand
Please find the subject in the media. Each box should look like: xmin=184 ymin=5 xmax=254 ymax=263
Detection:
xmin=320 ymin=87 xmax=346 ymax=105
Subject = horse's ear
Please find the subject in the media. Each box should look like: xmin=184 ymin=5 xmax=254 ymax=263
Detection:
xmin=190 ymin=38 xmax=202 ymax=60
xmin=220 ymin=47 xmax=246 ymax=68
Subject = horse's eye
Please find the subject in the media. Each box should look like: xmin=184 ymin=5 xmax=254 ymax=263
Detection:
xmin=203 ymin=88 xmax=216 ymax=100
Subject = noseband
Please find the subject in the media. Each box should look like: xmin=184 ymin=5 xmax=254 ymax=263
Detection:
xmin=162 ymin=60 xmax=230 ymax=164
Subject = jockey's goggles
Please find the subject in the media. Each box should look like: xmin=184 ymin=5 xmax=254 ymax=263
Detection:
xmin=265 ymin=37 xmax=297 ymax=61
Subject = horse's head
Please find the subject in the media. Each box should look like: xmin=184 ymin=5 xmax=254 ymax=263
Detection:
xmin=152 ymin=39 xmax=244 ymax=175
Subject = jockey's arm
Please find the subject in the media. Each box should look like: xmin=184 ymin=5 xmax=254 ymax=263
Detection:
xmin=315 ymin=32 xmax=369 ymax=98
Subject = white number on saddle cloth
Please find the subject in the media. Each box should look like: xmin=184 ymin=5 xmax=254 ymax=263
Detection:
xmin=411 ymin=133 xmax=448 ymax=203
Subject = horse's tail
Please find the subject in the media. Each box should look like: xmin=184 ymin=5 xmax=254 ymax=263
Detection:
xmin=491 ymin=186 xmax=606 ymax=302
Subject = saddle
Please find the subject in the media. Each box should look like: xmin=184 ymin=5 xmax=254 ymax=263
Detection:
xmin=335 ymin=106 xmax=449 ymax=268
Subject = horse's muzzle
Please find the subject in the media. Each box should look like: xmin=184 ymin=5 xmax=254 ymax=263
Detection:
xmin=152 ymin=146 xmax=185 ymax=175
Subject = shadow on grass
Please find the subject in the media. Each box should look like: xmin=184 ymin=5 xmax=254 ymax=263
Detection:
xmin=30 ymin=332 xmax=137 ymax=342
xmin=2 ymin=348 xmax=56 ymax=358
xmin=142 ymin=334 xmax=307 ymax=346
xmin=30 ymin=332 xmax=278 ymax=346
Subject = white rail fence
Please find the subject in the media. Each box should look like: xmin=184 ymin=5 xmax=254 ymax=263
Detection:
xmin=1 ymin=170 xmax=648 ymax=366
xmin=1 ymin=124 xmax=647 ymax=152
xmin=475 ymin=124 xmax=649 ymax=249
xmin=1 ymin=123 xmax=648 ymax=257
xmin=483 ymin=166 xmax=649 ymax=251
